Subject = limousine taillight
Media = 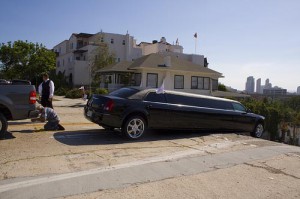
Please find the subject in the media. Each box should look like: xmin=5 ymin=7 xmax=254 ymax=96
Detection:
xmin=104 ymin=99 xmax=114 ymax=111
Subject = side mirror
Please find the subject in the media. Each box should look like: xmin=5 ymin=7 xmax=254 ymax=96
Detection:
xmin=247 ymin=108 xmax=252 ymax=113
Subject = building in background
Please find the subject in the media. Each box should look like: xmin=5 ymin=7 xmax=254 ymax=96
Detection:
xmin=245 ymin=76 xmax=255 ymax=93
xmin=297 ymin=86 xmax=300 ymax=95
xmin=265 ymin=78 xmax=272 ymax=89
xmin=53 ymin=32 xmax=208 ymax=87
xmin=256 ymin=78 xmax=262 ymax=93
xmin=263 ymin=86 xmax=287 ymax=96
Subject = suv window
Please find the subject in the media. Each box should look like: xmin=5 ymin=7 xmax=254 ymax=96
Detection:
xmin=232 ymin=103 xmax=246 ymax=112
xmin=144 ymin=92 xmax=167 ymax=103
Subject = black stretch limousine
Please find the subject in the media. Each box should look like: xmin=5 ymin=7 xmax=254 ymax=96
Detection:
xmin=84 ymin=87 xmax=265 ymax=140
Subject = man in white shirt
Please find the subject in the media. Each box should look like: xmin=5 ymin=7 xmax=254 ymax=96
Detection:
xmin=38 ymin=73 xmax=55 ymax=109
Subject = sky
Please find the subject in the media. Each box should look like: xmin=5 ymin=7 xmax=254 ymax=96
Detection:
xmin=1 ymin=0 xmax=300 ymax=92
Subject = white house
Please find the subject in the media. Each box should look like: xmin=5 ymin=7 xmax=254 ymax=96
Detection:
xmin=97 ymin=53 xmax=223 ymax=95
xmin=53 ymin=31 xmax=208 ymax=87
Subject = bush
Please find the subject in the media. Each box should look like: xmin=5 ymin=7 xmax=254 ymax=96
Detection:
xmin=65 ymin=89 xmax=82 ymax=99
xmin=55 ymin=87 xmax=68 ymax=96
xmin=93 ymin=88 xmax=108 ymax=95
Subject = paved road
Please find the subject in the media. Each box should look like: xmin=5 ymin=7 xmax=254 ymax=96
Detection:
xmin=0 ymin=96 xmax=299 ymax=198
xmin=1 ymin=144 xmax=300 ymax=199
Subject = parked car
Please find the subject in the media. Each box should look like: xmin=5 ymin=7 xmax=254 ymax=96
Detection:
xmin=84 ymin=87 xmax=265 ymax=140
xmin=0 ymin=81 xmax=37 ymax=137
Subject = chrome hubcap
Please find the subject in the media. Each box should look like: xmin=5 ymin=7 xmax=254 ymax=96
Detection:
xmin=255 ymin=124 xmax=264 ymax=137
xmin=127 ymin=118 xmax=144 ymax=138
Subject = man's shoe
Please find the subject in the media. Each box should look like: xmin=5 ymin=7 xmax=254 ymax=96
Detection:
xmin=57 ymin=124 xmax=65 ymax=130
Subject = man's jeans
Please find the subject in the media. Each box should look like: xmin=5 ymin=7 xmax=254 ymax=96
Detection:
xmin=44 ymin=120 xmax=59 ymax=130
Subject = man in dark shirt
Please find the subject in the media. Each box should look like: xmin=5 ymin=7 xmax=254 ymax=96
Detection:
xmin=38 ymin=73 xmax=54 ymax=108
xmin=32 ymin=106 xmax=65 ymax=131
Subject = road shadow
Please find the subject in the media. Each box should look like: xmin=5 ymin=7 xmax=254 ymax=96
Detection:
xmin=8 ymin=121 xmax=33 ymax=125
xmin=53 ymin=129 xmax=244 ymax=146
xmin=55 ymin=103 xmax=86 ymax=108
xmin=9 ymin=129 xmax=35 ymax=134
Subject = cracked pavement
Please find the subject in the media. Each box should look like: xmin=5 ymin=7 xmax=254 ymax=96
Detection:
xmin=0 ymin=96 xmax=299 ymax=198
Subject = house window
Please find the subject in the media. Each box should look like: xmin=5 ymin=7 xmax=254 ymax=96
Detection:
xmin=147 ymin=73 xmax=158 ymax=88
xmin=70 ymin=43 xmax=73 ymax=49
xmin=204 ymin=77 xmax=210 ymax=90
xmin=122 ymin=40 xmax=125 ymax=45
xmin=191 ymin=76 xmax=210 ymax=90
xmin=133 ymin=73 xmax=141 ymax=86
xmin=111 ymin=39 xmax=114 ymax=44
xmin=101 ymin=37 xmax=104 ymax=42
xmin=57 ymin=61 xmax=60 ymax=67
xmin=191 ymin=77 xmax=198 ymax=89
xmin=174 ymin=75 xmax=184 ymax=89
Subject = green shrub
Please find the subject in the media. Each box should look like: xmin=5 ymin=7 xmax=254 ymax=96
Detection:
xmin=93 ymin=88 xmax=108 ymax=95
xmin=65 ymin=89 xmax=82 ymax=99
xmin=55 ymin=87 xmax=68 ymax=96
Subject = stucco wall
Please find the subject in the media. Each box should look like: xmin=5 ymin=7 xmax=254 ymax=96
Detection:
xmin=137 ymin=68 xmax=214 ymax=95
xmin=73 ymin=61 xmax=90 ymax=86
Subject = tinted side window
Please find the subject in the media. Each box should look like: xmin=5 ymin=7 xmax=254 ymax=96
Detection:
xmin=144 ymin=92 xmax=167 ymax=103
xmin=166 ymin=93 xmax=234 ymax=110
xmin=166 ymin=94 xmax=191 ymax=105
xmin=210 ymin=100 xmax=233 ymax=110
xmin=232 ymin=103 xmax=246 ymax=112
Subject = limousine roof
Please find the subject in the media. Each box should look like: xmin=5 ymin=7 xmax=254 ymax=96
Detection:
xmin=130 ymin=87 xmax=238 ymax=103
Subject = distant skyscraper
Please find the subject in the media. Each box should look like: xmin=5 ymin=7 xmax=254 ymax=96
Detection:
xmin=297 ymin=86 xmax=300 ymax=95
xmin=256 ymin=78 xmax=262 ymax=93
xmin=265 ymin=78 xmax=272 ymax=89
xmin=245 ymin=76 xmax=255 ymax=93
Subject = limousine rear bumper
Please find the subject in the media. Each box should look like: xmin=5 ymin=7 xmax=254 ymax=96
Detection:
xmin=84 ymin=108 xmax=121 ymax=128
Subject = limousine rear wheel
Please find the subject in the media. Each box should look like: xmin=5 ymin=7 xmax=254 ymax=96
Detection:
xmin=123 ymin=116 xmax=146 ymax=139
xmin=251 ymin=123 xmax=264 ymax=138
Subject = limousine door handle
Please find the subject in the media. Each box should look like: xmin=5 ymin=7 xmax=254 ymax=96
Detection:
xmin=146 ymin=105 xmax=152 ymax=109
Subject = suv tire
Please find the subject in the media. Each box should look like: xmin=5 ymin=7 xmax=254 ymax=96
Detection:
xmin=0 ymin=113 xmax=8 ymax=138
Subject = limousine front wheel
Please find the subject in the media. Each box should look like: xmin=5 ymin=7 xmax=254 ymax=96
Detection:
xmin=123 ymin=116 xmax=146 ymax=139
xmin=252 ymin=123 xmax=264 ymax=138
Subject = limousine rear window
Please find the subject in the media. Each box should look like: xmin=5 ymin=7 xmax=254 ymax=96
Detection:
xmin=144 ymin=92 xmax=167 ymax=103
xmin=109 ymin=88 xmax=140 ymax=98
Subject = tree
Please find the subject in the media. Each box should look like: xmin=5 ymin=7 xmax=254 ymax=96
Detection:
xmin=89 ymin=34 xmax=116 ymax=86
xmin=291 ymin=112 xmax=300 ymax=145
xmin=218 ymin=83 xmax=227 ymax=91
xmin=0 ymin=40 xmax=56 ymax=85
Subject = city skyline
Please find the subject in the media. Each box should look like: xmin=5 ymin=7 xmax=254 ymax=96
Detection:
xmin=1 ymin=0 xmax=300 ymax=92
